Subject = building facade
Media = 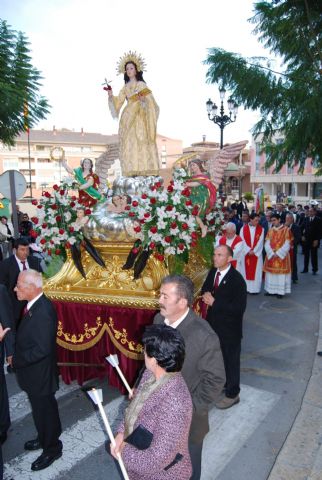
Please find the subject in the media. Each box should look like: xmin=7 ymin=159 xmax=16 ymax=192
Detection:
xmin=250 ymin=136 xmax=322 ymax=204
xmin=0 ymin=128 xmax=182 ymax=200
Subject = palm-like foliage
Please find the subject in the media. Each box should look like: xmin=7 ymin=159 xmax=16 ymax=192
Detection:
xmin=0 ymin=20 xmax=50 ymax=145
xmin=204 ymin=0 xmax=322 ymax=173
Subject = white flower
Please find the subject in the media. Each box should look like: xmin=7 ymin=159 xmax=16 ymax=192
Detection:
xmin=165 ymin=209 xmax=177 ymax=219
xmin=69 ymin=237 xmax=77 ymax=245
xmin=156 ymin=191 xmax=168 ymax=202
xmin=156 ymin=206 xmax=167 ymax=219
xmin=177 ymin=213 xmax=187 ymax=222
xmin=172 ymin=194 xmax=182 ymax=205
xmin=164 ymin=246 xmax=176 ymax=255
xmin=170 ymin=227 xmax=179 ymax=235
xmin=64 ymin=211 xmax=72 ymax=222
xmin=157 ymin=220 xmax=167 ymax=230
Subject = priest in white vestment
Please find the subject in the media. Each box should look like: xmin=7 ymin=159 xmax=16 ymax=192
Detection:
xmin=215 ymin=222 xmax=244 ymax=272
xmin=240 ymin=213 xmax=264 ymax=293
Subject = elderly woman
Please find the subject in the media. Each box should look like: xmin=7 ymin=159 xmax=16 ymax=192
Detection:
xmin=111 ymin=324 xmax=193 ymax=479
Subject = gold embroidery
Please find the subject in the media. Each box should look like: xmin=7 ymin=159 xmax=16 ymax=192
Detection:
xmin=106 ymin=317 xmax=144 ymax=355
xmin=57 ymin=316 xmax=103 ymax=344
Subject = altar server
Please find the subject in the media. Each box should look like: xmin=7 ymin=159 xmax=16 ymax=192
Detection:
xmin=240 ymin=213 xmax=264 ymax=294
xmin=216 ymin=222 xmax=244 ymax=272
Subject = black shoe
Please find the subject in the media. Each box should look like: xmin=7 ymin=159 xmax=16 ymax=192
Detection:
xmin=0 ymin=431 xmax=7 ymax=445
xmin=264 ymin=292 xmax=273 ymax=296
xmin=276 ymin=294 xmax=283 ymax=299
xmin=31 ymin=451 xmax=62 ymax=471
xmin=317 ymin=351 xmax=322 ymax=356
xmin=301 ymin=270 xmax=308 ymax=273
xmin=24 ymin=438 xmax=41 ymax=451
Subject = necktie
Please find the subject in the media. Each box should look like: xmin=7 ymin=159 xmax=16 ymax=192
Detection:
xmin=22 ymin=305 xmax=29 ymax=317
xmin=214 ymin=271 xmax=221 ymax=290
xmin=21 ymin=261 xmax=27 ymax=271
xmin=6 ymin=224 xmax=11 ymax=236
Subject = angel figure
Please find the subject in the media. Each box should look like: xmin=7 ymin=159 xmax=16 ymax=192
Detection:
xmin=185 ymin=159 xmax=217 ymax=238
xmin=107 ymin=51 xmax=160 ymax=177
xmin=62 ymin=157 xmax=102 ymax=207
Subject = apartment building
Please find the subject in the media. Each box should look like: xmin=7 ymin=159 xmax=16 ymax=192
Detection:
xmin=250 ymin=136 xmax=322 ymax=204
xmin=0 ymin=128 xmax=183 ymax=200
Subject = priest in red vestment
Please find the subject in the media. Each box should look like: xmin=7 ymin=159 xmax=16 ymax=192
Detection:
xmin=240 ymin=213 xmax=264 ymax=294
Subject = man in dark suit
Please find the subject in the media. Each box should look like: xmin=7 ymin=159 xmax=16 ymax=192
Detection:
xmin=0 ymin=238 xmax=42 ymax=328
xmin=285 ymin=213 xmax=301 ymax=283
xmin=0 ymin=286 xmax=14 ymax=447
xmin=154 ymin=274 xmax=225 ymax=480
xmin=301 ymin=207 xmax=322 ymax=274
xmin=201 ymin=244 xmax=247 ymax=409
xmin=0 ymin=322 xmax=11 ymax=480
xmin=11 ymin=269 xmax=62 ymax=471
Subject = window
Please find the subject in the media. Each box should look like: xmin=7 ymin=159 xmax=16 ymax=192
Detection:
xmin=3 ymin=159 xmax=19 ymax=170
xmin=255 ymin=142 xmax=261 ymax=174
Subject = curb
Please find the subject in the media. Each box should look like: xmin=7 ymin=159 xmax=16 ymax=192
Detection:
xmin=268 ymin=303 xmax=322 ymax=480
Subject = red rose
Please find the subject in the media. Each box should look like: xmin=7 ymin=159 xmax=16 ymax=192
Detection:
xmin=150 ymin=226 xmax=157 ymax=234
xmin=70 ymin=202 xmax=75 ymax=208
xmin=31 ymin=199 xmax=38 ymax=205
xmin=59 ymin=189 xmax=65 ymax=195
xmin=185 ymin=200 xmax=192 ymax=206
xmin=139 ymin=219 xmax=145 ymax=224
xmin=40 ymin=238 xmax=46 ymax=245
xmin=55 ymin=249 xmax=61 ymax=255
xmin=65 ymin=241 xmax=71 ymax=249
xmin=191 ymin=241 xmax=197 ymax=248
xmin=144 ymin=212 xmax=150 ymax=218
xmin=69 ymin=226 xmax=75 ymax=233
xmin=210 ymin=219 xmax=215 ymax=225
xmin=85 ymin=209 xmax=91 ymax=215
xmin=59 ymin=228 xmax=65 ymax=234
xmin=56 ymin=215 xmax=62 ymax=222
xmin=103 ymin=85 xmax=112 ymax=91
xmin=53 ymin=185 xmax=59 ymax=191
xmin=191 ymin=231 xmax=198 ymax=239
xmin=164 ymin=235 xmax=172 ymax=243
xmin=134 ymin=226 xmax=142 ymax=233
xmin=170 ymin=222 xmax=177 ymax=229
xmin=181 ymin=188 xmax=191 ymax=197
xmin=182 ymin=222 xmax=188 ymax=230
xmin=149 ymin=242 xmax=156 ymax=249
xmin=50 ymin=240 xmax=54 ymax=244
xmin=191 ymin=206 xmax=199 ymax=216
xmin=165 ymin=205 xmax=173 ymax=211
xmin=71 ymin=196 xmax=77 ymax=201
xmin=31 ymin=217 xmax=38 ymax=224
xmin=30 ymin=229 xmax=38 ymax=238
xmin=150 ymin=197 xmax=156 ymax=204
xmin=42 ymin=223 xmax=48 ymax=228
xmin=44 ymin=192 xmax=51 ymax=198
xmin=155 ymin=181 xmax=162 ymax=188
xmin=47 ymin=249 xmax=52 ymax=256
xmin=129 ymin=211 xmax=136 ymax=217
xmin=178 ymin=243 xmax=185 ymax=250
xmin=141 ymin=193 xmax=148 ymax=199
xmin=132 ymin=200 xmax=139 ymax=207
xmin=150 ymin=185 xmax=156 ymax=191
xmin=170 ymin=180 xmax=174 ymax=185
xmin=157 ymin=253 xmax=165 ymax=261
xmin=125 ymin=205 xmax=131 ymax=211
xmin=37 ymin=205 xmax=43 ymax=209
xmin=51 ymin=204 xmax=58 ymax=210
xmin=132 ymin=247 xmax=139 ymax=254
xmin=167 ymin=185 xmax=174 ymax=193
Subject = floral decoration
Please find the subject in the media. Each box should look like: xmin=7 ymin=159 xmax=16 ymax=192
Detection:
xmin=30 ymin=179 xmax=91 ymax=256
xmin=126 ymin=168 xmax=224 ymax=269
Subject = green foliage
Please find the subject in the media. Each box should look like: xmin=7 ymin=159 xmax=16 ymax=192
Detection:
xmin=204 ymin=0 xmax=322 ymax=173
xmin=243 ymin=192 xmax=254 ymax=202
xmin=0 ymin=19 xmax=50 ymax=145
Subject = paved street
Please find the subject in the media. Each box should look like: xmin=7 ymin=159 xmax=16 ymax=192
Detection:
xmin=3 ymin=251 xmax=322 ymax=480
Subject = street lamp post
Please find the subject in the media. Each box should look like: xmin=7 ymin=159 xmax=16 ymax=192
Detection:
xmin=206 ymin=87 xmax=238 ymax=149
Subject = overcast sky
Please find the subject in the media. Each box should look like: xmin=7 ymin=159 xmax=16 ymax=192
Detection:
xmin=2 ymin=0 xmax=271 ymax=148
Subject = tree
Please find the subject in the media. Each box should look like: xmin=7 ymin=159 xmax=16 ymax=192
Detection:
xmin=0 ymin=19 xmax=50 ymax=145
xmin=204 ymin=0 xmax=322 ymax=173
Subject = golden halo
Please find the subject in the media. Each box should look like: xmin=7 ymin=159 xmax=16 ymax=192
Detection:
xmin=117 ymin=51 xmax=146 ymax=75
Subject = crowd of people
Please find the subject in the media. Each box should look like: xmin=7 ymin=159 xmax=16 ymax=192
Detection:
xmin=217 ymin=201 xmax=322 ymax=298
